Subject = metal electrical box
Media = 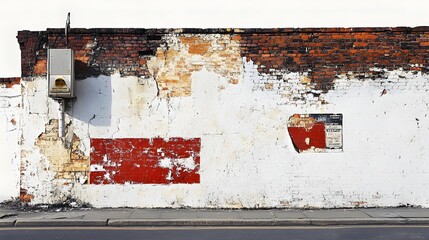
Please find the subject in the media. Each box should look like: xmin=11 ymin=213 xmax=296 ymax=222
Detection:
xmin=48 ymin=49 xmax=75 ymax=98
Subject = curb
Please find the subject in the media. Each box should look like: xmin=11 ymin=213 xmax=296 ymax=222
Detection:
xmin=0 ymin=220 xmax=16 ymax=227
xmin=1 ymin=218 xmax=428 ymax=227
xmin=14 ymin=219 xmax=108 ymax=227
xmin=107 ymin=218 xmax=429 ymax=227
xmin=310 ymin=218 xmax=408 ymax=226
xmin=107 ymin=219 xmax=312 ymax=227
xmin=404 ymin=218 xmax=429 ymax=225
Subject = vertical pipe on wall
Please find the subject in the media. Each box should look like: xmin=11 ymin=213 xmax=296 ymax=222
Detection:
xmin=58 ymin=99 xmax=65 ymax=138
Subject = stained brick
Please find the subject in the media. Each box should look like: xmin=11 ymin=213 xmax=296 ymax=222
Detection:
xmin=0 ymin=77 xmax=20 ymax=88
xmin=16 ymin=27 xmax=429 ymax=93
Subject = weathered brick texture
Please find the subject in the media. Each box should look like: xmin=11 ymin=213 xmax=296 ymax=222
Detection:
xmin=238 ymin=28 xmax=429 ymax=90
xmin=35 ymin=119 xmax=89 ymax=182
xmin=17 ymin=27 xmax=429 ymax=91
xmin=0 ymin=77 xmax=20 ymax=88
xmin=18 ymin=29 xmax=163 ymax=79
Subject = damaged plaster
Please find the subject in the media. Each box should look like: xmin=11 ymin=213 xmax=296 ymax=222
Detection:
xmin=19 ymin=78 xmax=88 ymax=204
xmin=146 ymin=34 xmax=242 ymax=97
xmin=0 ymin=82 xmax=20 ymax=202
xmin=35 ymin=119 xmax=89 ymax=183
xmin=9 ymin=28 xmax=429 ymax=208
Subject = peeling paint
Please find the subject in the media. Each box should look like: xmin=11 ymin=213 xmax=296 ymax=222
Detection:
xmin=287 ymin=114 xmax=343 ymax=153
xmin=0 ymin=83 xmax=20 ymax=202
xmin=11 ymin=28 xmax=429 ymax=208
xmin=35 ymin=119 xmax=89 ymax=181
xmin=146 ymin=34 xmax=242 ymax=97
xmin=90 ymin=138 xmax=200 ymax=184
xmin=17 ymin=66 xmax=429 ymax=208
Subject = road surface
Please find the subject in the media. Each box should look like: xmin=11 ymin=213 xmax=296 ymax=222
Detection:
xmin=1 ymin=226 xmax=429 ymax=240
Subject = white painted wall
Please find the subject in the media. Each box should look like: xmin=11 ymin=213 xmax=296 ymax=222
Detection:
xmin=18 ymin=58 xmax=429 ymax=208
xmin=0 ymin=85 xmax=20 ymax=202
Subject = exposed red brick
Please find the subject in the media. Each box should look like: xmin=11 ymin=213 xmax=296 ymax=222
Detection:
xmin=33 ymin=59 xmax=46 ymax=75
xmin=238 ymin=30 xmax=429 ymax=91
xmin=19 ymin=189 xmax=34 ymax=203
xmin=353 ymin=42 xmax=369 ymax=47
xmin=0 ymin=77 xmax=20 ymax=88
xmin=353 ymin=33 xmax=378 ymax=39
xmin=16 ymin=28 xmax=429 ymax=92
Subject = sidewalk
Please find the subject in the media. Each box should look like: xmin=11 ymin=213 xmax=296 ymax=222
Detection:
xmin=1 ymin=207 xmax=429 ymax=227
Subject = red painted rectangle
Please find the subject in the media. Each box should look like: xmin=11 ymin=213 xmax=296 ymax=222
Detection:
xmin=90 ymin=138 xmax=201 ymax=184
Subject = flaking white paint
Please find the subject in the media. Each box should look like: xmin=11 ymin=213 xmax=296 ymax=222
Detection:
xmin=0 ymin=84 xmax=20 ymax=202
xmin=71 ymin=64 xmax=429 ymax=208
xmin=19 ymin=79 xmax=73 ymax=203
xmin=13 ymin=34 xmax=429 ymax=208
xmin=158 ymin=156 xmax=198 ymax=181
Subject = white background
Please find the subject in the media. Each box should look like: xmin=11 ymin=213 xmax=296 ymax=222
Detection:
xmin=0 ymin=0 xmax=428 ymax=77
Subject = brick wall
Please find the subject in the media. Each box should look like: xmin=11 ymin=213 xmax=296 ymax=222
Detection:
xmin=0 ymin=77 xmax=20 ymax=88
xmin=17 ymin=27 xmax=429 ymax=90
xmin=15 ymin=27 xmax=429 ymax=208
xmin=238 ymin=28 xmax=429 ymax=90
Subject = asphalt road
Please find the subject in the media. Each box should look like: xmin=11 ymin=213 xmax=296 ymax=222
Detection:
xmin=1 ymin=226 xmax=429 ymax=240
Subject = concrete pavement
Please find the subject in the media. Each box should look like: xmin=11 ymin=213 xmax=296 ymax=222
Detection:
xmin=1 ymin=208 xmax=429 ymax=227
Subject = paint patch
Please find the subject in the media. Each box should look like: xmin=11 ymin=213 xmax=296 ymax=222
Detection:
xmin=288 ymin=114 xmax=343 ymax=153
xmin=89 ymin=138 xmax=201 ymax=184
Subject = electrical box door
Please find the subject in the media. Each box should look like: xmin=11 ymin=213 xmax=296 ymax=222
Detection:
xmin=48 ymin=49 xmax=75 ymax=98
